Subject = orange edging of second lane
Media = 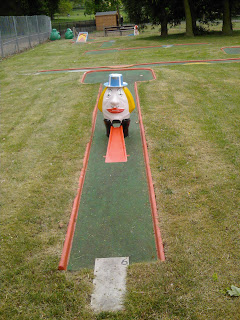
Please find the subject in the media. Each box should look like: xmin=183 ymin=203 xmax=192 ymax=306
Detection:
xmin=84 ymin=42 xmax=209 ymax=54
xmin=81 ymin=67 xmax=157 ymax=83
xmin=58 ymin=84 xmax=102 ymax=270
xmin=221 ymin=46 xmax=240 ymax=54
xmin=134 ymin=80 xmax=165 ymax=262
xmin=38 ymin=58 xmax=240 ymax=74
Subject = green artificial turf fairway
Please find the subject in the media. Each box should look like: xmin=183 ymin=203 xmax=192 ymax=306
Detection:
xmin=68 ymin=70 xmax=157 ymax=270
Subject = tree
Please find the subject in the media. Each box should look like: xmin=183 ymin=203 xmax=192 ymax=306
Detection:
xmin=150 ymin=0 xmax=184 ymax=37
xmin=222 ymin=0 xmax=232 ymax=34
xmin=0 ymin=0 xmax=27 ymax=16
xmin=84 ymin=0 xmax=121 ymax=15
xmin=45 ymin=0 xmax=61 ymax=19
xmin=121 ymin=0 xmax=240 ymax=37
xmin=121 ymin=0 xmax=148 ymax=25
xmin=183 ymin=0 xmax=194 ymax=36
xmin=219 ymin=0 xmax=240 ymax=35
xmin=57 ymin=0 xmax=73 ymax=15
xmin=122 ymin=0 xmax=184 ymax=37
xmin=71 ymin=0 xmax=84 ymax=7
xmin=0 ymin=0 xmax=60 ymax=18
xmin=191 ymin=0 xmax=240 ymax=35
xmin=148 ymin=1 xmax=170 ymax=37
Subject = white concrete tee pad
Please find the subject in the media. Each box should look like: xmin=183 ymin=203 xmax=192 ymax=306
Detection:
xmin=91 ymin=257 xmax=129 ymax=312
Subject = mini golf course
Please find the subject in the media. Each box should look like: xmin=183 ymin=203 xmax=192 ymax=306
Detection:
xmin=38 ymin=57 xmax=240 ymax=75
xmin=38 ymin=48 xmax=240 ymax=271
xmin=221 ymin=46 xmax=240 ymax=54
xmin=59 ymin=69 xmax=164 ymax=271
xmin=85 ymin=42 xmax=209 ymax=54
xmin=101 ymin=40 xmax=115 ymax=48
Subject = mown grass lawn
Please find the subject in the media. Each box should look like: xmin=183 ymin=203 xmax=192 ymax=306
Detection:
xmin=54 ymin=8 xmax=95 ymax=22
xmin=1 ymin=29 xmax=240 ymax=319
xmin=53 ymin=7 xmax=129 ymax=24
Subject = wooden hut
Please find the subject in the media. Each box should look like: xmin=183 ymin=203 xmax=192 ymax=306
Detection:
xmin=95 ymin=11 xmax=118 ymax=31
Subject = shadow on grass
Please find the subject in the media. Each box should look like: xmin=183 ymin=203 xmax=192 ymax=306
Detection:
xmin=135 ymin=30 xmax=240 ymax=43
xmin=135 ymin=33 xmax=186 ymax=42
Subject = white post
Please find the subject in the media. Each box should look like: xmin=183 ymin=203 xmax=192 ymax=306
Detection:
xmin=0 ymin=31 xmax=4 ymax=58
xmin=49 ymin=16 xmax=52 ymax=36
xmin=25 ymin=16 xmax=32 ymax=48
xmin=35 ymin=15 xmax=41 ymax=44
xmin=13 ymin=16 xmax=19 ymax=53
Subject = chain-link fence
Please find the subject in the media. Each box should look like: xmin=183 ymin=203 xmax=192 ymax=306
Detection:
xmin=52 ymin=19 xmax=96 ymax=35
xmin=0 ymin=15 xmax=51 ymax=58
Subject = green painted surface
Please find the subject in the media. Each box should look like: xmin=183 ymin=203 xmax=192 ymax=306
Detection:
xmin=86 ymin=49 xmax=118 ymax=54
xmin=222 ymin=47 xmax=240 ymax=55
xmin=38 ymin=59 xmax=240 ymax=75
xmin=86 ymin=43 xmax=209 ymax=54
xmin=68 ymin=70 xmax=157 ymax=270
xmin=101 ymin=40 xmax=115 ymax=48
xmin=84 ymin=69 xmax=154 ymax=84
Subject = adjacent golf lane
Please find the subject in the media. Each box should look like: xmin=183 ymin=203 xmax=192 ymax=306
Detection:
xmin=37 ymin=57 xmax=240 ymax=75
xmin=67 ymin=69 xmax=158 ymax=270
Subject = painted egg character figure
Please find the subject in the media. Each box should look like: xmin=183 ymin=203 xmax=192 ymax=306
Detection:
xmin=98 ymin=74 xmax=135 ymax=137
xmin=134 ymin=25 xmax=139 ymax=36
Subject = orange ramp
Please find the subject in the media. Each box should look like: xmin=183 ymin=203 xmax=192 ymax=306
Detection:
xmin=105 ymin=126 xmax=128 ymax=163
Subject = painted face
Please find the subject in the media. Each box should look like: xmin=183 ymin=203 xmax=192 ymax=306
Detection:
xmin=102 ymin=87 xmax=130 ymax=122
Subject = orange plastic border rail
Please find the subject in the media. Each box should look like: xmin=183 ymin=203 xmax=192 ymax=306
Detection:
xmin=82 ymin=68 xmax=165 ymax=261
xmin=84 ymin=42 xmax=209 ymax=54
xmin=134 ymin=80 xmax=166 ymax=262
xmin=221 ymin=46 xmax=240 ymax=54
xmin=80 ymin=67 xmax=158 ymax=83
xmin=38 ymin=58 xmax=240 ymax=74
xmin=59 ymin=68 xmax=165 ymax=270
xmin=58 ymin=84 xmax=102 ymax=270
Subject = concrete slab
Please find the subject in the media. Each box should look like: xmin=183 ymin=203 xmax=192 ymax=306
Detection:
xmin=91 ymin=257 xmax=129 ymax=312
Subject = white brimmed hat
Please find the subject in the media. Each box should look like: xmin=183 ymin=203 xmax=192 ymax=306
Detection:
xmin=104 ymin=73 xmax=128 ymax=87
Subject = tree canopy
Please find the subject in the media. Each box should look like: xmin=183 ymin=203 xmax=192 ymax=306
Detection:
xmin=122 ymin=0 xmax=240 ymax=36
xmin=56 ymin=0 xmax=73 ymax=15
xmin=84 ymin=0 xmax=121 ymax=15
xmin=1 ymin=0 xmax=60 ymax=19
xmin=1 ymin=0 xmax=239 ymax=36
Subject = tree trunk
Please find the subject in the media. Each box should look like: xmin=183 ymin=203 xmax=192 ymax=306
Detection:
xmin=116 ymin=1 xmax=120 ymax=25
xmin=183 ymin=0 xmax=194 ymax=36
xmin=160 ymin=5 xmax=168 ymax=37
xmin=189 ymin=0 xmax=197 ymax=35
xmin=222 ymin=0 xmax=232 ymax=35
xmin=161 ymin=14 xmax=168 ymax=37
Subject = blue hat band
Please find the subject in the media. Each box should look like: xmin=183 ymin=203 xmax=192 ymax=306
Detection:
xmin=104 ymin=73 xmax=128 ymax=87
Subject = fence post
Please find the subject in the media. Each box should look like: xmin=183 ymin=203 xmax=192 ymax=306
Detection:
xmin=13 ymin=16 xmax=19 ymax=53
xmin=25 ymin=16 xmax=32 ymax=48
xmin=48 ymin=17 xmax=52 ymax=39
xmin=35 ymin=15 xmax=41 ymax=44
xmin=0 ymin=31 xmax=4 ymax=58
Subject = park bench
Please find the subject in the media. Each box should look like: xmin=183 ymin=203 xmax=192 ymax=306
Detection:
xmin=104 ymin=25 xmax=135 ymax=36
